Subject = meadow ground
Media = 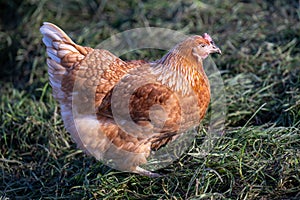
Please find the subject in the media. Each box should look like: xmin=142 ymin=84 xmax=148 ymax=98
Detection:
xmin=0 ymin=0 xmax=299 ymax=199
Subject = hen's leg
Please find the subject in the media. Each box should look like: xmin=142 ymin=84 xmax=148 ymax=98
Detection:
xmin=134 ymin=166 xmax=162 ymax=178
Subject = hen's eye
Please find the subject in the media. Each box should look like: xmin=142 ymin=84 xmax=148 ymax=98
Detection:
xmin=200 ymin=44 xmax=206 ymax=48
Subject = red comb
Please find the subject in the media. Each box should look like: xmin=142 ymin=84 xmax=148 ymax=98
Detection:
xmin=203 ymin=33 xmax=212 ymax=42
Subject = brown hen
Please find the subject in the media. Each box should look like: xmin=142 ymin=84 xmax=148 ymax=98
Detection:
xmin=40 ymin=22 xmax=221 ymax=177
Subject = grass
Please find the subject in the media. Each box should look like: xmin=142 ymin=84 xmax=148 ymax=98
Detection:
xmin=1 ymin=0 xmax=300 ymax=199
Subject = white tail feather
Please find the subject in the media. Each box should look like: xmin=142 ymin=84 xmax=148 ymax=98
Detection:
xmin=46 ymin=48 xmax=61 ymax=63
xmin=47 ymin=59 xmax=66 ymax=74
xmin=40 ymin=22 xmax=88 ymax=101
xmin=40 ymin=22 xmax=75 ymax=45
xmin=40 ymin=22 xmax=82 ymax=65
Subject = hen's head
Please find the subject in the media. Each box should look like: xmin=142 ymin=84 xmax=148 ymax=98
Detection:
xmin=174 ymin=33 xmax=221 ymax=62
xmin=154 ymin=33 xmax=221 ymax=95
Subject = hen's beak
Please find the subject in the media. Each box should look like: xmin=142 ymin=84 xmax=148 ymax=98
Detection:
xmin=211 ymin=45 xmax=222 ymax=55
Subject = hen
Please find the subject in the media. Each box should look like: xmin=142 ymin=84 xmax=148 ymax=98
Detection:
xmin=40 ymin=22 xmax=221 ymax=177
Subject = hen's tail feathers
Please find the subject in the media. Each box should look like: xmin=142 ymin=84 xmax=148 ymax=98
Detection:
xmin=40 ymin=22 xmax=90 ymax=68
xmin=40 ymin=22 xmax=92 ymax=100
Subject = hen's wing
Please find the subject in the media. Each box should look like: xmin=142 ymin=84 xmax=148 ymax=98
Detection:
xmin=98 ymin=65 xmax=187 ymax=150
xmin=97 ymin=60 xmax=148 ymax=118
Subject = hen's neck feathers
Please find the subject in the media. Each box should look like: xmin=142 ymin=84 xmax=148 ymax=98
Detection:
xmin=152 ymin=41 xmax=208 ymax=96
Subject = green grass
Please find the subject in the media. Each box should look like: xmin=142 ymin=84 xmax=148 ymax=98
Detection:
xmin=1 ymin=0 xmax=300 ymax=199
